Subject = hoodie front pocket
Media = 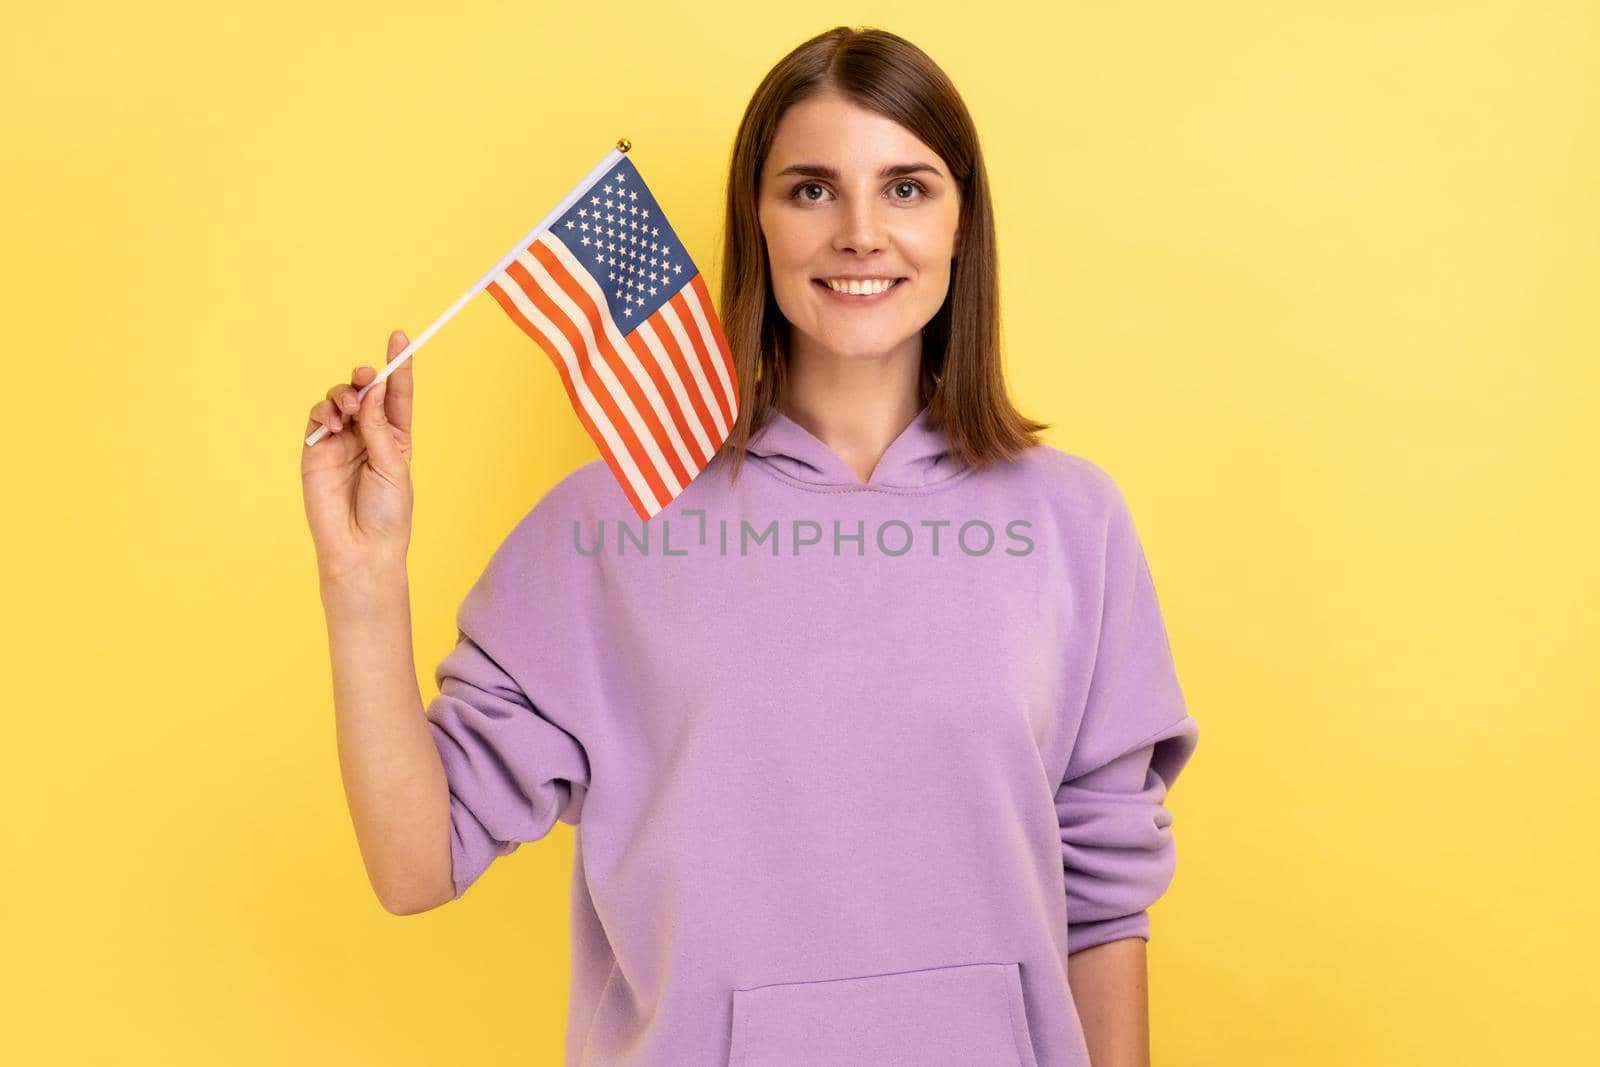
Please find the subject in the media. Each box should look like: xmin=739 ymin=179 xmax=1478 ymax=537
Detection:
xmin=727 ymin=960 xmax=1038 ymax=1067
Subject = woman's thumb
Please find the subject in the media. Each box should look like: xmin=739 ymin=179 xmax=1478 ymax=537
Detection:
xmin=355 ymin=379 xmax=403 ymax=474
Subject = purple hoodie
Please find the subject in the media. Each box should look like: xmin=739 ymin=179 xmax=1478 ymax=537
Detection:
xmin=425 ymin=403 xmax=1199 ymax=1066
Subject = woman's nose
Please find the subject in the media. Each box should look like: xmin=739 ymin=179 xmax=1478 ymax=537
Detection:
xmin=833 ymin=202 xmax=887 ymax=254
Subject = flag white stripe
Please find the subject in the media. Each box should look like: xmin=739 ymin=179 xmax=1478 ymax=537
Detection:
xmin=488 ymin=275 xmax=663 ymax=512
xmin=537 ymin=236 xmax=702 ymax=479
xmin=680 ymin=282 xmax=737 ymax=425
xmin=513 ymin=246 xmax=687 ymax=499
xmin=634 ymin=319 xmax=717 ymax=459
xmin=657 ymin=300 xmax=729 ymax=441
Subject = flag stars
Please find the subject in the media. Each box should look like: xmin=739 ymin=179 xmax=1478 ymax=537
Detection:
xmin=559 ymin=171 xmax=686 ymax=318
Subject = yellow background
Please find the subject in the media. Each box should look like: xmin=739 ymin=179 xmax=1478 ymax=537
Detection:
xmin=4 ymin=1 xmax=1595 ymax=1063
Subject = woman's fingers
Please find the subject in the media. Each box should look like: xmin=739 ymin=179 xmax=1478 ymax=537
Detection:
xmin=304 ymin=352 xmax=391 ymax=441
xmin=305 ymin=403 xmax=333 ymax=439
xmin=380 ymin=330 xmax=413 ymax=436
xmin=324 ymin=380 xmax=360 ymax=417
xmin=310 ymin=366 xmax=379 ymax=435
xmin=309 ymin=398 xmax=343 ymax=434
xmin=317 ymin=391 xmax=354 ymax=433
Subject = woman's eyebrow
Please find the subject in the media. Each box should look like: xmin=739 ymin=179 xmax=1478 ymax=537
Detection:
xmin=772 ymin=162 xmax=943 ymax=180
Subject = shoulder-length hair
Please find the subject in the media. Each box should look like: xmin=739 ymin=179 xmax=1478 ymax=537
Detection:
xmin=713 ymin=25 xmax=1051 ymax=486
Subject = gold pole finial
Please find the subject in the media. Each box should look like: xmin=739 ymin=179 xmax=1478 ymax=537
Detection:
xmin=616 ymin=138 xmax=632 ymax=153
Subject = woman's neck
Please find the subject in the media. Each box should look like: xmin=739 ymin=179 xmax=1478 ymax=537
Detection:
xmin=775 ymin=341 xmax=924 ymax=485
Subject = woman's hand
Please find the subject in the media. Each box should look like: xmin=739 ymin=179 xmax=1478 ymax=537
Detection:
xmin=301 ymin=329 xmax=416 ymax=586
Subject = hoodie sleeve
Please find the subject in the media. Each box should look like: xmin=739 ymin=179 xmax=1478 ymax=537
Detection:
xmin=1056 ymin=480 xmax=1199 ymax=955
xmin=424 ymin=506 xmax=593 ymax=901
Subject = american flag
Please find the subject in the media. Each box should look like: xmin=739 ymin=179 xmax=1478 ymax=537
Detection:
xmin=484 ymin=155 xmax=738 ymax=521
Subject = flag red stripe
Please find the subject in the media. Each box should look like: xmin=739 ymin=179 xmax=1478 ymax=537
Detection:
xmin=528 ymin=242 xmax=692 ymax=495
xmin=632 ymin=305 xmax=720 ymax=463
xmin=505 ymin=256 xmax=669 ymax=514
xmin=690 ymin=273 xmax=740 ymax=416
xmin=485 ymin=278 xmax=652 ymax=520
xmin=669 ymin=286 xmax=735 ymax=431
xmin=624 ymin=327 xmax=713 ymax=470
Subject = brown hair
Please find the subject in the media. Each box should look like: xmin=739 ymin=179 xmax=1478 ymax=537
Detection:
xmin=713 ymin=25 xmax=1051 ymax=485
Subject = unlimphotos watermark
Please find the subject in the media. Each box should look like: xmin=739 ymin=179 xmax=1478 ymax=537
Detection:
xmin=570 ymin=509 xmax=1036 ymax=558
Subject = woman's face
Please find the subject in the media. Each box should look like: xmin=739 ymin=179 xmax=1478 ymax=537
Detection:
xmin=757 ymin=92 xmax=962 ymax=366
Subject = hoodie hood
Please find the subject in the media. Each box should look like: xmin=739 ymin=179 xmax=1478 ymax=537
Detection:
xmin=743 ymin=404 xmax=971 ymax=491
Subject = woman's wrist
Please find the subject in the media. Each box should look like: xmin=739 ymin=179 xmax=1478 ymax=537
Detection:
xmin=318 ymin=557 xmax=411 ymax=617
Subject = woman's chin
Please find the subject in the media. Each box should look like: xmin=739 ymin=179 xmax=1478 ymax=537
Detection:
xmin=813 ymin=328 xmax=921 ymax=357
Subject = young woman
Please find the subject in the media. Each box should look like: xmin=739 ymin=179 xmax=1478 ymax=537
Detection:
xmin=301 ymin=26 xmax=1197 ymax=1067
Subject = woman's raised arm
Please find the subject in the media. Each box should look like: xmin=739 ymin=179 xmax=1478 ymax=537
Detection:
xmin=300 ymin=330 xmax=455 ymax=914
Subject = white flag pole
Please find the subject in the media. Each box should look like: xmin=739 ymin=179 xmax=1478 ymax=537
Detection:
xmin=304 ymin=139 xmax=632 ymax=447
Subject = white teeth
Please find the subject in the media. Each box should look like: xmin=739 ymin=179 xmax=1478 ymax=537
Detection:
xmin=825 ymin=278 xmax=897 ymax=295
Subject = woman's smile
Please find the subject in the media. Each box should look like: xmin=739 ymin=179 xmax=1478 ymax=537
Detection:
xmin=812 ymin=277 xmax=909 ymax=304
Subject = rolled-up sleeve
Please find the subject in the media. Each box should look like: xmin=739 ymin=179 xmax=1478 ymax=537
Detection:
xmin=423 ymin=506 xmax=595 ymax=901
xmin=1057 ymin=482 xmax=1199 ymax=956
xmin=426 ymin=629 xmax=590 ymax=901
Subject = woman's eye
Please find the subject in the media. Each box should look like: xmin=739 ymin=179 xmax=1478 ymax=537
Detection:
xmin=786 ymin=180 xmax=928 ymax=203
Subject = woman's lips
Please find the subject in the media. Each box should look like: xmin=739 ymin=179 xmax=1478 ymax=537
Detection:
xmin=813 ymin=278 xmax=906 ymax=304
